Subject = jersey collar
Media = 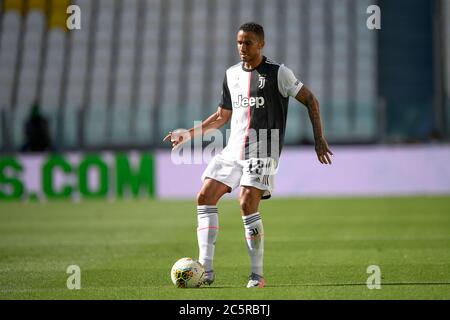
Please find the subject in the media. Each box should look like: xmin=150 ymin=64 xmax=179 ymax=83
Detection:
xmin=241 ymin=56 xmax=266 ymax=72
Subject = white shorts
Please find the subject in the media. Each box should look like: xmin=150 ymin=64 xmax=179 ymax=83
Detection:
xmin=201 ymin=154 xmax=278 ymax=200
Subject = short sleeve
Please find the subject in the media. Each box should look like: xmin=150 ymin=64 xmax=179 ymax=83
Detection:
xmin=277 ymin=65 xmax=303 ymax=98
xmin=219 ymin=74 xmax=232 ymax=110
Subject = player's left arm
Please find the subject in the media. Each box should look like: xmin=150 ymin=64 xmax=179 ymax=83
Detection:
xmin=295 ymin=86 xmax=333 ymax=165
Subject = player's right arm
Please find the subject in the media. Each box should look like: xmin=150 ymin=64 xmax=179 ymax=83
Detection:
xmin=163 ymin=106 xmax=231 ymax=150
xmin=196 ymin=106 xmax=232 ymax=135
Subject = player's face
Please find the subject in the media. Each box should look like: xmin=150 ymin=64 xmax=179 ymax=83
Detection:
xmin=236 ymin=30 xmax=264 ymax=63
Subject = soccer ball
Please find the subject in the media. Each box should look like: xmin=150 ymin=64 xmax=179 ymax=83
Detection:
xmin=170 ymin=257 xmax=205 ymax=288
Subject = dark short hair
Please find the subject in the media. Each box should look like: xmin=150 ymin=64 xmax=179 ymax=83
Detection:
xmin=238 ymin=22 xmax=264 ymax=41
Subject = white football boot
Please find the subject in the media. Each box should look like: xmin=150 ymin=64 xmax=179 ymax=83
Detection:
xmin=246 ymin=273 xmax=265 ymax=288
xmin=202 ymin=270 xmax=215 ymax=285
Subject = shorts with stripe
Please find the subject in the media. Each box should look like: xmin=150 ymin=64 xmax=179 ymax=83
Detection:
xmin=201 ymin=154 xmax=277 ymax=200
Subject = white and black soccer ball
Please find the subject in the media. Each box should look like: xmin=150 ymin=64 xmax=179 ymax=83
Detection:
xmin=170 ymin=257 xmax=205 ymax=288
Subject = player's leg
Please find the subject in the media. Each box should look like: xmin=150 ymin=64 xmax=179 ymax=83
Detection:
xmin=197 ymin=177 xmax=230 ymax=205
xmin=196 ymin=178 xmax=230 ymax=284
xmin=239 ymin=186 xmax=266 ymax=288
xmin=239 ymin=157 xmax=277 ymax=288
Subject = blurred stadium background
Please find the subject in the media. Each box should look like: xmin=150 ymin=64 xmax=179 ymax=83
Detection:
xmin=0 ymin=0 xmax=448 ymax=151
xmin=0 ymin=0 xmax=450 ymax=300
xmin=0 ymin=0 xmax=449 ymax=200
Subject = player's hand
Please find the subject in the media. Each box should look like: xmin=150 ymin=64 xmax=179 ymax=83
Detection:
xmin=314 ymin=137 xmax=333 ymax=165
xmin=163 ymin=129 xmax=190 ymax=150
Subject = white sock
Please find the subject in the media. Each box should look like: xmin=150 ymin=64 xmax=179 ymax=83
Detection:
xmin=197 ymin=205 xmax=219 ymax=272
xmin=242 ymin=212 xmax=264 ymax=276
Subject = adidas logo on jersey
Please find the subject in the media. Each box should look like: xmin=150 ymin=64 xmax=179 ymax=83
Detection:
xmin=234 ymin=95 xmax=265 ymax=109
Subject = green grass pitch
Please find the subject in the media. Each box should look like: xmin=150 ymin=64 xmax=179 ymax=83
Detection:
xmin=0 ymin=196 xmax=450 ymax=299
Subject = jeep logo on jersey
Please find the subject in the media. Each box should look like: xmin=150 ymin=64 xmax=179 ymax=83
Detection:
xmin=234 ymin=95 xmax=265 ymax=109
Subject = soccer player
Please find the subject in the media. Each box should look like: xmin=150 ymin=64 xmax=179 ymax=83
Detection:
xmin=164 ymin=23 xmax=333 ymax=288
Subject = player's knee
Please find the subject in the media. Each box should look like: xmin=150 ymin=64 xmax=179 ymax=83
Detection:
xmin=239 ymin=200 xmax=252 ymax=214
xmin=239 ymin=187 xmax=263 ymax=214
xmin=239 ymin=193 xmax=256 ymax=214
xmin=197 ymin=191 xmax=215 ymax=205
xmin=196 ymin=191 xmax=207 ymax=205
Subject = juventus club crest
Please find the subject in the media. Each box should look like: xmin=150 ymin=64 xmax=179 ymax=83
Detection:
xmin=258 ymin=75 xmax=266 ymax=89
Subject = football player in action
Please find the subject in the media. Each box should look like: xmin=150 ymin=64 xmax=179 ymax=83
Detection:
xmin=164 ymin=23 xmax=333 ymax=288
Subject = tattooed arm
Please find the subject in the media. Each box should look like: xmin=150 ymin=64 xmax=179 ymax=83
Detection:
xmin=295 ymin=85 xmax=333 ymax=165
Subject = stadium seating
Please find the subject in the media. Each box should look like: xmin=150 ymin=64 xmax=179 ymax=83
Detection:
xmin=0 ymin=9 xmax=21 ymax=110
xmin=0 ymin=0 xmax=384 ymax=151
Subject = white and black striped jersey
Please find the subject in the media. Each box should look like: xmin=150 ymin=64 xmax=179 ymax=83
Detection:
xmin=220 ymin=56 xmax=303 ymax=162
